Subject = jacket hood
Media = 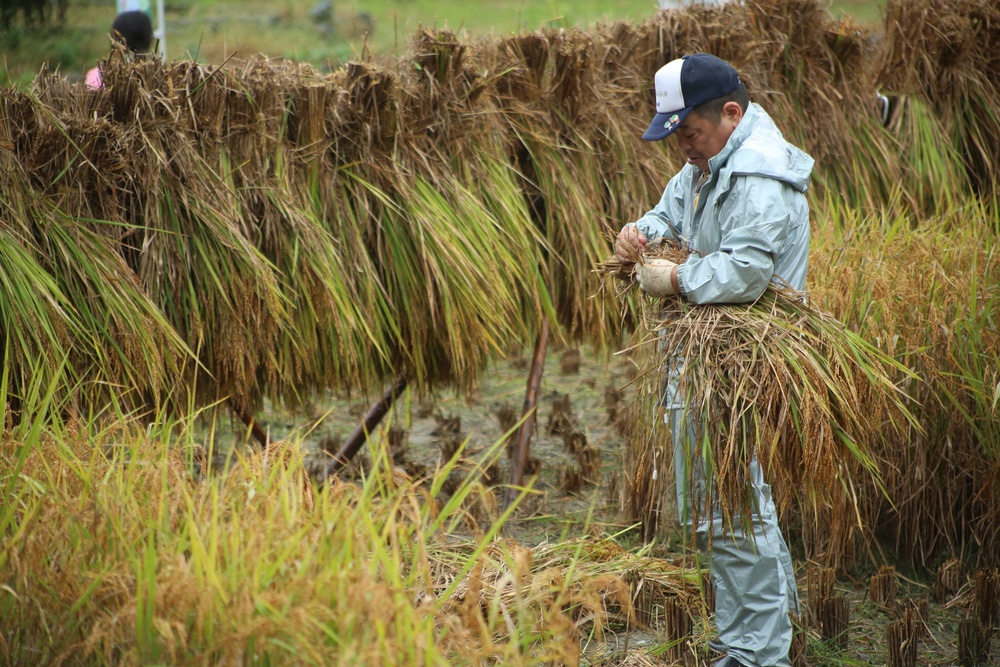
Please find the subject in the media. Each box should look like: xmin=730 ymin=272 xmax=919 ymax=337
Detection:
xmin=707 ymin=103 xmax=814 ymax=193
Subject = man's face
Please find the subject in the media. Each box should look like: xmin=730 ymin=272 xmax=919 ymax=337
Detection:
xmin=673 ymin=104 xmax=741 ymax=174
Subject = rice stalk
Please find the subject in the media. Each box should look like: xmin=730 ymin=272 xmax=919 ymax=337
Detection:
xmin=602 ymin=240 xmax=918 ymax=552
xmin=810 ymin=199 xmax=1000 ymax=567
xmin=0 ymin=389 xmax=704 ymax=664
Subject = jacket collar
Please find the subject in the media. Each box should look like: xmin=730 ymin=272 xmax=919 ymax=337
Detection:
xmin=706 ymin=102 xmax=761 ymax=180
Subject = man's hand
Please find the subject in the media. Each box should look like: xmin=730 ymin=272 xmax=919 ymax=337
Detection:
xmin=636 ymin=258 xmax=679 ymax=297
xmin=615 ymin=225 xmax=647 ymax=260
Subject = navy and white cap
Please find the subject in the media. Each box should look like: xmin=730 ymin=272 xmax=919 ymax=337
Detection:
xmin=642 ymin=53 xmax=742 ymax=141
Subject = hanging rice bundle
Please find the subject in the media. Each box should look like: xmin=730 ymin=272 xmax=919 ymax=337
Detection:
xmin=482 ymin=28 xmax=636 ymax=346
xmin=4 ymin=0 xmax=986 ymax=416
xmin=336 ymin=32 xmax=550 ymax=391
xmin=878 ymin=0 xmax=1000 ymax=193
xmin=0 ymin=72 xmax=190 ymax=414
xmin=0 ymin=42 xmax=554 ymax=412
xmin=601 ymin=243 xmax=918 ymax=548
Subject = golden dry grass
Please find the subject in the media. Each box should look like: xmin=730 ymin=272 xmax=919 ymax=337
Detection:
xmin=0 ymin=415 xmax=704 ymax=664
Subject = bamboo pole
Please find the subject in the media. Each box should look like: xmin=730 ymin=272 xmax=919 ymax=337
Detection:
xmin=503 ymin=319 xmax=550 ymax=511
xmin=323 ymin=376 xmax=408 ymax=479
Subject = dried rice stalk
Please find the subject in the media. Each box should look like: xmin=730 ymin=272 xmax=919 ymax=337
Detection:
xmin=871 ymin=564 xmax=899 ymax=610
xmin=600 ymin=240 xmax=918 ymax=541
xmin=806 ymin=565 xmax=838 ymax=627
xmin=817 ymin=594 xmax=850 ymax=647
xmin=957 ymin=618 xmax=993 ymax=666
xmin=935 ymin=558 xmax=962 ymax=603
xmin=886 ymin=611 xmax=919 ymax=667
xmin=596 ymin=237 xmax=691 ymax=283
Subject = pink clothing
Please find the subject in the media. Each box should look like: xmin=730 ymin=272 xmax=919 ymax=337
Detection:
xmin=85 ymin=66 xmax=102 ymax=89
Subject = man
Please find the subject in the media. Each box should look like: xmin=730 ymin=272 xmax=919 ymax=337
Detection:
xmin=615 ymin=54 xmax=814 ymax=667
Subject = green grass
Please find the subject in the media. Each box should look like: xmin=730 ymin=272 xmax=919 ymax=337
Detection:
xmin=1 ymin=0 xmax=886 ymax=85
xmin=827 ymin=0 xmax=884 ymax=24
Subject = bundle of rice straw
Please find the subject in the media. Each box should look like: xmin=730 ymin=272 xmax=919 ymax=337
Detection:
xmin=599 ymin=241 xmax=919 ymax=538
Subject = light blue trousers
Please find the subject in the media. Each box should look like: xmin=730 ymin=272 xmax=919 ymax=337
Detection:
xmin=668 ymin=409 xmax=799 ymax=667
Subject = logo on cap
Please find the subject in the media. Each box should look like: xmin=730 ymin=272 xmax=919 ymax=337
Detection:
xmin=664 ymin=114 xmax=681 ymax=130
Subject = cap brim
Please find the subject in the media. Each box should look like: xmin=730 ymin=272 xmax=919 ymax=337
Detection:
xmin=642 ymin=107 xmax=692 ymax=141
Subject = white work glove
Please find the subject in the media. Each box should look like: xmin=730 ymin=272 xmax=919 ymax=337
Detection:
xmin=636 ymin=258 xmax=678 ymax=298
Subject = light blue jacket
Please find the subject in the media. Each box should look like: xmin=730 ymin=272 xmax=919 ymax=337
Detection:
xmin=630 ymin=103 xmax=814 ymax=301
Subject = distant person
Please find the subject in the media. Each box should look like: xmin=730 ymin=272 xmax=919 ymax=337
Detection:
xmin=86 ymin=10 xmax=154 ymax=89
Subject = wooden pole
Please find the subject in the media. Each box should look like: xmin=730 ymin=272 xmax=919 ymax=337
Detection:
xmin=231 ymin=400 xmax=270 ymax=448
xmin=503 ymin=319 xmax=550 ymax=511
xmin=324 ymin=376 xmax=408 ymax=480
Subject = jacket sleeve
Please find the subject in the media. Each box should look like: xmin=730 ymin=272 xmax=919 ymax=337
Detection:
xmin=625 ymin=172 xmax=686 ymax=242
xmin=676 ymin=175 xmax=791 ymax=304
